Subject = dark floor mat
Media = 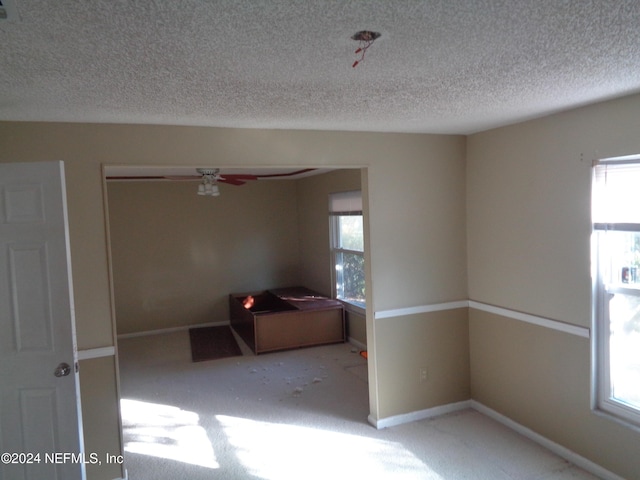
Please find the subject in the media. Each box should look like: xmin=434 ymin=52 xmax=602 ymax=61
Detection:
xmin=189 ymin=325 xmax=242 ymax=362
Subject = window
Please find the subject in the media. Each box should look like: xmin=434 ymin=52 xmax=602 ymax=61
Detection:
xmin=592 ymin=156 xmax=640 ymax=426
xmin=329 ymin=191 xmax=365 ymax=308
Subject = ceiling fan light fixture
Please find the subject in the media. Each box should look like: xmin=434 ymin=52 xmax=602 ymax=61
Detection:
xmin=197 ymin=168 xmax=221 ymax=196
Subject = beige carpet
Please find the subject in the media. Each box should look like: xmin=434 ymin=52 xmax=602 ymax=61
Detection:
xmin=117 ymin=331 xmax=601 ymax=480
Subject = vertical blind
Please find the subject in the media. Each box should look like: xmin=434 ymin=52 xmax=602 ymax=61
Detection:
xmin=592 ymin=158 xmax=640 ymax=231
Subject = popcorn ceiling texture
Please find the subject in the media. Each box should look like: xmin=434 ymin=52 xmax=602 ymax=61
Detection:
xmin=1 ymin=0 xmax=640 ymax=134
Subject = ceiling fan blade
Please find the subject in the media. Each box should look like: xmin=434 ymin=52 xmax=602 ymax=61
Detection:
xmin=254 ymin=168 xmax=316 ymax=179
xmin=220 ymin=174 xmax=259 ymax=180
xmin=106 ymin=175 xmax=169 ymax=181
xmin=107 ymin=168 xmax=318 ymax=183
xmin=163 ymin=175 xmax=202 ymax=181
xmin=218 ymin=178 xmax=246 ymax=186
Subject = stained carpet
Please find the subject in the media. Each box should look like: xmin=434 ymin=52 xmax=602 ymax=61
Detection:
xmin=188 ymin=325 xmax=242 ymax=362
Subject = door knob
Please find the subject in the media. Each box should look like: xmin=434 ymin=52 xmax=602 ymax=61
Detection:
xmin=54 ymin=362 xmax=71 ymax=377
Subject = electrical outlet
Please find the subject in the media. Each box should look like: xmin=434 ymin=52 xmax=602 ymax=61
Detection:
xmin=419 ymin=367 xmax=428 ymax=383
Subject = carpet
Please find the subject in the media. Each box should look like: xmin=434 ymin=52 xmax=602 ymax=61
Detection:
xmin=119 ymin=337 xmax=598 ymax=480
xmin=188 ymin=325 xmax=242 ymax=362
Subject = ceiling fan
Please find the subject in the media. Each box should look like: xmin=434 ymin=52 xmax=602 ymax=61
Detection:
xmin=106 ymin=167 xmax=317 ymax=184
xmin=191 ymin=168 xmax=256 ymax=196
xmin=191 ymin=168 xmax=256 ymax=186
xmin=106 ymin=167 xmax=318 ymax=196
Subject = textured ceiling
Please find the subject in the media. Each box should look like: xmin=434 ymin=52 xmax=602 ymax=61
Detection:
xmin=2 ymin=0 xmax=640 ymax=134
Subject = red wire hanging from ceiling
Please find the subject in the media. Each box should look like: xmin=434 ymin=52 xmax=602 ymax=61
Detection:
xmin=351 ymin=30 xmax=380 ymax=68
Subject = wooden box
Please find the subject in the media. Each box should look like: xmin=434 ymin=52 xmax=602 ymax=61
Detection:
xmin=229 ymin=287 xmax=345 ymax=354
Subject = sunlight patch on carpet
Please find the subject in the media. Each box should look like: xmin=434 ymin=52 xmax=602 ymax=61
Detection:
xmin=216 ymin=415 xmax=442 ymax=480
xmin=121 ymin=399 xmax=219 ymax=469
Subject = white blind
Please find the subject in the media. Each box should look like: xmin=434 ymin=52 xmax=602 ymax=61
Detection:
xmin=593 ymin=159 xmax=640 ymax=229
xmin=329 ymin=190 xmax=362 ymax=214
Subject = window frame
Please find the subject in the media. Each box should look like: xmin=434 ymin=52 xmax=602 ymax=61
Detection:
xmin=329 ymin=191 xmax=365 ymax=312
xmin=592 ymin=157 xmax=640 ymax=430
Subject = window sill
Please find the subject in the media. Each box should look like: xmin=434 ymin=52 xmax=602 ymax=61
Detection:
xmin=338 ymin=299 xmax=366 ymax=316
xmin=592 ymin=406 xmax=640 ymax=434
xmin=605 ymin=283 xmax=640 ymax=296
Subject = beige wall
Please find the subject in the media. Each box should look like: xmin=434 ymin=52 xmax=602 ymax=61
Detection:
xmin=79 ymin=356 xmax=123 ymax=480
xmin=467 ymin=93 xmax=640 ymax=479
xmin=107 ymin=179 xmax=301 ymax=335
xmin=470 ymin=310 xmax=639 ymax=480
xmin=376 ymin=308 xmax=470 ymax=419
xmin=365 ymin=139 xmax=468 ymax=421
xmin=467 ymin=94 xmax=640 ymax=325
xmin=367 ymin=138 xmax=468 ymax=309
xmin=346 ymin=310 xmax=367 ymax=347
xmin=0 ymin=122 xmax=466 ymax=479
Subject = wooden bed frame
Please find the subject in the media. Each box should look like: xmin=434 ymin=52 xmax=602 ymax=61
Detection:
xmin=229 ymin=287 xmax=345 ymax=354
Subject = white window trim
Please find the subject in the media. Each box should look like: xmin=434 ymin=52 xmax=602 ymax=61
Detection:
xmin=330 ymin=217 xmax=366 ymax=309
xmin=592 ymin=157 xmax=640 ymax=430
xmin=329 ymin=191 xmax=365 ymax=309
xmin=593 ymin=261 xmax=640 ymax=429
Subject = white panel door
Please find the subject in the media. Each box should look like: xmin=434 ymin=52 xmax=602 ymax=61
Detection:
xmin=0 ymin=161 xmax=84 ymax=480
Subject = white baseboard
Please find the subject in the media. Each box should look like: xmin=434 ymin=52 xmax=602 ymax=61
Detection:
xmin=470 ymin=400 xmax=625 ymax=480
xmin=369 ymin=399 xmax=624 ymax=480
xmin=368 ymin=400 xmax=471 ymax=429
xmin=117 ymin=321 xmax=230 ymax=339
xmin=347 ymin=337 xmax=367 ymax=352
